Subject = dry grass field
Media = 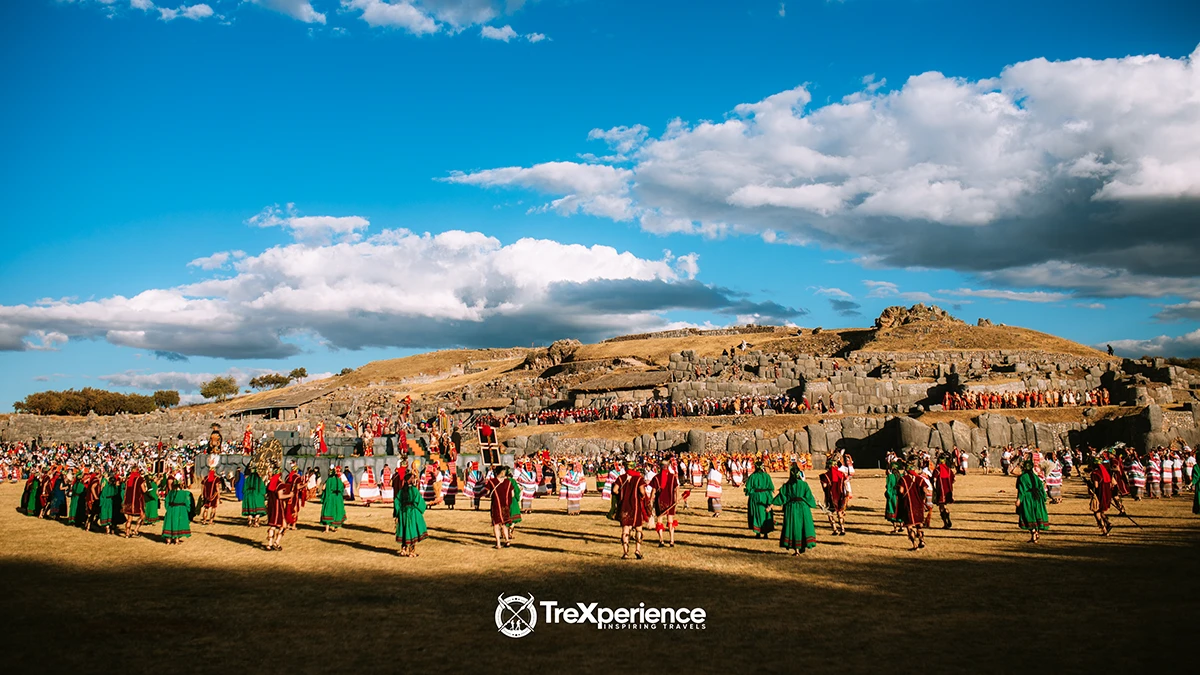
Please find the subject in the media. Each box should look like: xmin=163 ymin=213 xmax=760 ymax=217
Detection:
xmin=2 ymin=471 xmax=1197 ymax=674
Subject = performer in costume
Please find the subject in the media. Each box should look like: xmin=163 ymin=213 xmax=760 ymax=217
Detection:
xmin=161 ymin=476 xmax=192 ymax=545
xmin=144 ymin=474 xmax=162 ymax=525
xmin=358 ymin=465 xmax=381 ymax=506
xmin=264 ymin=469 xmax=294 ymax=551
xmin=562 ymin=461 xmax=586 ymax=516
xmin=396 ymin=471 xmax=428 ymax=557
xmin=441 ymin=465 xmax=458 ymax=509
xmin=897 ymin=463 xmax=928 ymax=551
xmin=199 ymin=469 xmax=220 ymax=526
xmin=1085 ymin=459 xmax=1115 ymax=536
xmin=613 ymin=460 xmax=650 ymax=560
xmin=1015 ymin=459 xmax=1049 ymax=543
xmin=484 ymin=466 xmax=519 ymax=549
xmin=241 ymin=467 xmax=266 ymax=527
xmin=772 ymin=465 xmax=818 ymax=554
xmin=98 ymin=473 xmax=119 ymax=534
xmin=652 ymin=459 xmax=680 ymax=545
xmin=706 ymin=461 xmax=723 ymax=517
xmin=744 ymin=461 xmax=775 ymax=538
xmin=818 ymin=461 xmax=848 ymax=536
xmin=241 ymin=424 xmax=253 ymax=455
xmin=379 ymin=464 xmax=394 ymax=502
xmin=931 ymin=456 xmax=955 ymax=529
xmin=884 ymin=462 xmax=902 ymax=534
xmin=121 ymin=467 xmax=148 ymax=538
xmin=320 ymin=467 xmax=347 ymax=531
xmin=313 ymin=421 xmax=329 ymax=456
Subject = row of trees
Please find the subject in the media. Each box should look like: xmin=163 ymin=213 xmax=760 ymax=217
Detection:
xmin=247 ymin=367 xmax=308 ymax=391
xmin=13 ymin=388 xmax=180 ymax=416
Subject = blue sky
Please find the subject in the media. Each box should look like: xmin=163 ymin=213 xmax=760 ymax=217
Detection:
xmin=1 ymin=0 xmax=1199 ymax=410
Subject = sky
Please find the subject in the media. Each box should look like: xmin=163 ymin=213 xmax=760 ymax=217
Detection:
xmin=1 ymin=0 xmax=1199 ymax=410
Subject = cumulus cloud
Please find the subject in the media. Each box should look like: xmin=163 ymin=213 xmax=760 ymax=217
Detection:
xmin=188 ymin=250 xmax=246 ymax=270
xmin=0 ymin=211 xmax=799 ymax=358
xmin=443 ymin=163 xmax=636 ymax=220
xmin=158 ymin=3 xmax=214 ymax=21
xmin=252 ymin=0 xmax=327 ymax=24
xmin=344 ymin=1 xmax=537 ymax=36
xmin=1105 ymin=329 xmax=1200 ymax=358
xmin=1153 ymin=300 xmax=1200 ymax=322
xmin=480 ymin=24 xmax=517 ymax=41
xmin=247 ymin=203 xmax=370 ymax=244
xmin=450 ymin=46 xmax=1200 ymax=301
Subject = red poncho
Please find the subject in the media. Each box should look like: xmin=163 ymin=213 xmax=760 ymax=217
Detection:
xmin=933 ymin=464 xmax=954 ymax=505
xmin=122 ymin=471 xmax=147 ymax=517
xmin=615 ymin=471 xmax=650 ymax=527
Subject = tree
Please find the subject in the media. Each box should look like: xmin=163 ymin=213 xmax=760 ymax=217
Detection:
xmin=249 ymin=373 xmax=290 ymax=390
xmin=287 ymin=367 xmax=308 ymax=382
xmin=339 ymin=368 xmax=354 ymax=376
xmin=14 ymin=387 xmax=160 ymax=416
xmin=200 ymin=376 xmax=239 ymax=402
xmin=153 ymin=390 xmax=181 ymax=408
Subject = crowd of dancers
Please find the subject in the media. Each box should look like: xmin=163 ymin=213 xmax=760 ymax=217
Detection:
xmin=942 ymin=387 xmax=1110 ymax=411
xmin=9 ymin=430 xmax=1198 ymax=559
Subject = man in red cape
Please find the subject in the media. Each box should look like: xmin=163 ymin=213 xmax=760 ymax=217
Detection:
xmin=897 ymin=462 xmax=928 ymax=551
xmin=264 ymin=470 xmax=294 ymax=551
xmin=1087 ymin=459 xmax=1115 ymax=536
xmin=484 ymin=465 xmax=518 ymax=549
xmin=932 ymin=457 xmax=955 ymax=529
xmin=122 ymin=467 xmax=148 ymax=538
xmin=199 ymin=469 xmax=220 ymax=526
xmin=650 ymin=459 xmax=679 ymax=547
xmin=819 ymin=462 xmax=848 ymax=536
xmin=613 ymin=460 xmax=650 ymax=560
xmin=284 ymin=463 xmax=305 ymax=529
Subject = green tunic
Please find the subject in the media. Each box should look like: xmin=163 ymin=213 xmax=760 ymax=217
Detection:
xmin=508 ymin=477 xmax=523 ymax=526
xmin=1016 ymin=471 xmax=1049 ymax=532
xmin=144 ymin=479 xmax=161 ymax=524
xmin=395 ymin=485 xmax=428 ymax=545
xmin=884 ymin=472 xmax=901 ymax=523
xmin=1192 ymin=466 xmax=1200 ymax=515
xmin=162 ymin=489 xmax=192 ymax=539
xmin=23 ymin=478 xmax=40 ymax=516
xmin=98 ymin=480 xmax=117 ymax=527
xmin=320 ymin=475 xmax=347 ymax=528
xmin=772 ymin=479 xmax=818 ymax=550
xmin=69 ymin=480 xmax=85 ymax=520
xmin=744 ymin=469 xmax=776 ymax=534
xmin=241 ymin=472 xmax=266 ymax=517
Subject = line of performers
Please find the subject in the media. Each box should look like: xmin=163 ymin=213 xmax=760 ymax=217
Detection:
xmin=17 ymin=448 xmax=1199 ymax=558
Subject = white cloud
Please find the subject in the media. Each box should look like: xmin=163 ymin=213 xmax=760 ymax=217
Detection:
xmin=188 ymin=251 xmax=233 ymax=270
xmin=675 ymin=253 xmax=700 ymax=280
xmin=252 ymin=0 xmax=327 ymax=24
xmin=481 ymin=24 xmax=517 ymax=41
xmin=247 ymin=203 xmax=370 ymax=244
xmin=1075 ymin=302 xmax=1106 ymax=310
xmin=450 ymin=46 xmax=1200 ymax=300
xmin=943 ymin=288 xmax=1069 ymax=303
xmin=812 ymin=287 xmax=853 ymax=299
xmin=344 ymin=1 xmax=530 ymax=36
xmin=131 ymin=0 xmax=155 ymax=10
xmin=444 ymin=162 xmax=637 ymax=220
xmin=0 ymin=211 xmax=743 ymax=358
xmin=1105 ymin=329 xmax=1200 ymax=358
xmin=862 ymin=280 xmax=946 ymax=304
xmin=158 ymin=3 xmax=213 ymax=21
xmin=778 ymin=3 xmax=785 ymax=18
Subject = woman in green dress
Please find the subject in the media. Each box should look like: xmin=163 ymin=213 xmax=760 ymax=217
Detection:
xmin=98 ymin=474 xmax=119 ymax=535
xmin=396 ymin=471 xmax=428 ymax=557
xmin=144 ymin=476 xmax=162 ymax=525
xmin=771 ymin=465 xmax=818 ymax=555
xmin=69 ymin=472 xmax=86 ymax=523
xmin=1016 ymin=460 xmax=1049 ymax=543
xmin=241 ymin=467 xmax=267 ymax=527
xmin=320 ymin=468 xmax=347 ymax=532
xmin=884 ymin=462 xmax=902 ymax=534
xmin=162 ymin=477 xmax=193 ymax=545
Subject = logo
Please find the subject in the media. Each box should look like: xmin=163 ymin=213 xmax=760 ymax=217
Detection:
xmin=495 ymin=594 xmax=707 ymax=635
xmin=495 ymin=593 xmax=538 ymax=639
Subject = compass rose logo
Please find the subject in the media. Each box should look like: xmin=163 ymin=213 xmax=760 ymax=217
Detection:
xmin=495 ymin=593 xmax=538 ymax=638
